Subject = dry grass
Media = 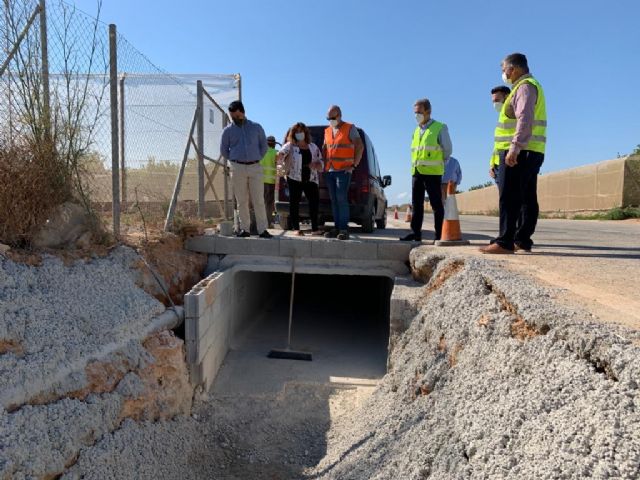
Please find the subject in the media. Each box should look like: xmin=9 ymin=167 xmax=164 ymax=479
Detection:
xmin=0 ymin=140 xmax=72 ymax=247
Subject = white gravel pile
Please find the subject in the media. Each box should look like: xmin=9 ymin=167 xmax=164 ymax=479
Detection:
xmin=0 ymin=247 xmax=175 ymax=479
xmin=0 ymin=247 xmax=164 ymax=410
xmin=311 ymin=250 xmax=640 ymax=479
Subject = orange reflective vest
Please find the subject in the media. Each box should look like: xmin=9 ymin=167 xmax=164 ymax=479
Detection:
xmin=324 ymin=122 xmax=356 ymax=171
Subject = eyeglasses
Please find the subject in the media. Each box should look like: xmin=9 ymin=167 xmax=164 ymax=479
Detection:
xmin=326 ymin=116 xmax=338 ymax=121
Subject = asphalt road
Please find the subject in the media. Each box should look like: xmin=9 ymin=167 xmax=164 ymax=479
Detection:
xmin=387 ymin=214 xmax=640 ymax=330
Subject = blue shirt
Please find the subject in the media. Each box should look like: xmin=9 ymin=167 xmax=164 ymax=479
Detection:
xmin=220 ymin=119 xmax=268 ymax=163
xmin=442 ymin=156 xmax=462 ymax=185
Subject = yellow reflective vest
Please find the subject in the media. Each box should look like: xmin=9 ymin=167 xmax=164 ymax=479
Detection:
xmin=494 ymin=76 xmax=547 ymax=154
xmin=411 ymin=121 xmax=445 ymax=175
xmin=260 ymin=147 xmax=277 ymax=184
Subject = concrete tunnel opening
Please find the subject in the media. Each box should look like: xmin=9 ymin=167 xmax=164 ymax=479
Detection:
xmin=212 ymin=271 xmax=394 ymax=394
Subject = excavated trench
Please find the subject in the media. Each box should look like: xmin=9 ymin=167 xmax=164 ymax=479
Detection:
xmin=11 ymin=247 xmax=640 ymax=479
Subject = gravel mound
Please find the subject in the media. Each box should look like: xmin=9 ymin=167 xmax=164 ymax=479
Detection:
xmin=311 ymin=251 xmax=640 ymax=479
xmin=0 ymin=247 xmax=165 ymax=410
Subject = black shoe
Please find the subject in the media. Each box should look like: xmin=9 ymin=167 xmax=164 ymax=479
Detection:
xmin=400 ymin=233 xmax=421 ymax=242
xmin=259 ymin=230 xmax=273 ymax=239
xmin=337 ymin=231 xmax=350 ymax=240
xmin=324 ymin=229 xmax=338 ymax=239
xmin=236 ymin=230 xmax=250 ymax=238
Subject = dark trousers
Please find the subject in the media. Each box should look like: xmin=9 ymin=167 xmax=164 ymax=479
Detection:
xmin=288 ymin=178 xmax=319 ymax=231
xmin=496 ymin=150 xmax=544 ymax=250
xmin=264 ymin=183 xmax=275 ymax=227
xmin=411 ymin=173 xmax=444 ymax=240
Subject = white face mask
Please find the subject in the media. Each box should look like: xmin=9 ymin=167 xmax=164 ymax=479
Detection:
xmin=294 ymin=132 xmax=305 ymax=141
xmin=415 ymin=113 xmax=425 ymax=124
xmin=501 ymin=71 xmax=512 ymax=86
xmin=329 ymin=119 xmax=339 ymax=128
xmin=493 ymin=102 xmax=504 ymax=113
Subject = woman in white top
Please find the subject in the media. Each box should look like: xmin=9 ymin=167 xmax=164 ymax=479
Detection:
xmin=277 ymin=122 xmax=323 ymax=235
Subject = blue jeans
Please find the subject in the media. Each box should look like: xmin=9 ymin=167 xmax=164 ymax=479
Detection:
xmin=324 ymin=171 xmax=351 ymax=231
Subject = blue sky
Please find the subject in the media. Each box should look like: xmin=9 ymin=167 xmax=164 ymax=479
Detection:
xmin=73 ymin=0 xmax=640 ymax=203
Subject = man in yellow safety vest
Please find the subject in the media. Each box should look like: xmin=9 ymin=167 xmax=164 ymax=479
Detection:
xmin=261 ymin=135 xmax=278 ymax=227
xmin=481 ymin=52 xmax=547 ymax=254
xmin=400 ymin=98 xmax=452 ymax=242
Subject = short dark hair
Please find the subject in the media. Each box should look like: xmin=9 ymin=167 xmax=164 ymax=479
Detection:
xmin=503 ymin=53 xmax=529 ymax=72
xmin=414 ymin=98 xmax=431 ymax=112
xmin=491 ymin=86 xmax=511 ymax=96
xmin=228 ymin=100 xmax=245 ymax=113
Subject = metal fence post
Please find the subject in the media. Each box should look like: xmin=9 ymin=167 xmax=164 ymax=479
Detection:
xmin=109 ymin=24 xmax=120 ymax=236
xmin=119 ymin=73 xmax=126 ymax=210
xmin=223 ymin=114 xmax=230 ymax=219
xmin=196 ymin=80 xmax=205 ymax=219
xmin=39 ymin=0 xmax=51 ymax=139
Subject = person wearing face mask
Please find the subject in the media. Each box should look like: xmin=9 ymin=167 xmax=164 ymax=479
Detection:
xmin=400 ymin=98 xmax=452 ymax=242
xmin=322 ymin=105 xmax=364 ymax=241
xmin=480 ymin=53 xmax=547 ymax=255
xmin=220 ymin=100 xmax=272 ymax=238
xmin=278 ymin=123 xmax=324 ymax=235
xmin=489 ymin=86 xmax=511 ymax=184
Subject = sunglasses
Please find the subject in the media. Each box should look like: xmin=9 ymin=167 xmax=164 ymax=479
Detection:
xmin=326 ymin=116 xmax=338 ymax=121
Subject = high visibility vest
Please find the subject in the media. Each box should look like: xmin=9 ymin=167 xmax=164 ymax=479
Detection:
xmin=490 ymin=150 xmax=500 ymax=167
xmin=494 ymin=76 xmax=547 ymax=154
xmin=260 ymin=147 xmax=277 ymax=184
xmin=411 ymin=121 xmax=445 ymax=175
xmin=324 ymin=122 xmax=356 ymax=171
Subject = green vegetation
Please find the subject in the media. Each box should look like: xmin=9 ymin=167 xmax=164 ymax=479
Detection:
xmin=573 ymin=207 xmax=640 ymax=221
xmin=467 ymin=181 xmax=494 ymax=191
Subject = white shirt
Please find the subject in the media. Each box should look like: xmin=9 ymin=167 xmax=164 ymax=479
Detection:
xmin=278 ymin=142 xmax=323 ymax=184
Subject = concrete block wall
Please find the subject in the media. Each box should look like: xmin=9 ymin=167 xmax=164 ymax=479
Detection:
xmin=455 ymin=155 xmax=640 ymax=214
xmin=389 ymin=275 xmax=424 ymax=336
xmin=184 ymin=270 xmax=234 ymax=389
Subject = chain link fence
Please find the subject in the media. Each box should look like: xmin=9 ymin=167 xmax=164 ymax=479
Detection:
xmin=0 ymin=0 xmax=239 ymax=243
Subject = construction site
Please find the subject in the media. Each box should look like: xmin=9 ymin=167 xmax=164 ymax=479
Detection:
xmin=2 ymin=1 xmax=640 ymax=479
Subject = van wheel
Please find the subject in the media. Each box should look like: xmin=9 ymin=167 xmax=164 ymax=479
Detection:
xmin=375 ymin=211 xmax=387 ymax=229
xmin=361 ymin=208 xmax=375 ymax=234
xmin=279 ymin=214 xmax=291 ymax=230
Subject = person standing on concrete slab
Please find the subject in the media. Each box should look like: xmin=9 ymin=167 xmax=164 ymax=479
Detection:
xmin=278 ymin=123 xmax=324 ymax=236
xmin=261 ymin=136 xmax=279 ymax=228
xmin=481 ymin=53 xmax=547 ymax=254
xmin=400 ymin=98 xmax=452 ymax=242
xmin=220 ymin=100 xmax=273 ymax=239
xmin=441 ymin=156 xmax=462 ymax=201
xmin=489 ymin=86 xmax=511 ymax=184
xmin=322 ymin=105 xmax=364 ymax=241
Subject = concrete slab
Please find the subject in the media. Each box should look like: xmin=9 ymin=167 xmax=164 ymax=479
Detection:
xmin=343 ymin=241 xmax=379 ymax=260
xmin=378 ymin=242 xmax=414 ymax=261
xmin=279 ymin=239 xmax=312 ymax=258
xmin=245 ymin=238 xmax=280 ymax=256
xmin=185 ymin=235 xmax=217 ymax=254
xmin=310 ymin=240 xmax=346 ymax=259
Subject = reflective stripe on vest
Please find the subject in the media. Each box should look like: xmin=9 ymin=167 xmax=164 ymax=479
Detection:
xmin=411 ymin=121 xmax=445 ymax=175
xmin=324 ymin=122 xmax=356 ymax=171
xmin=494 ymin=76 xmax=547 ymax=154
xmin=260 ymin=147 xmax=277 ymax=184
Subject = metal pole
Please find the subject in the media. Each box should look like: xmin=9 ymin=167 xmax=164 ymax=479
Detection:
xmin=196 ymin=80 xmax=205 ymax=219
xmin=109 ymin=24 xmax=120 ymax=236
xmin=38 ymin=0 xmax=51 ymax=140
xmin=236 ymin=73 xmax=242 ymax=102
xmin=0 ymin=4 xmax=40 ymax=77
xmin=119 ymin=74 xmax=126 ymax=210
xmin=223 ymin=113 xmax=230 ymax=220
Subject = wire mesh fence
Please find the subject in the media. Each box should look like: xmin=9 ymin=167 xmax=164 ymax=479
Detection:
xmin=0 ymin=0 xmax=239 ymax=243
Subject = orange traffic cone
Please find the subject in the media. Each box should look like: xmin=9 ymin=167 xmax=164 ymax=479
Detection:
xmin=436 ymin=182 xmax=470 ymax=246
xmin=393 ymin=207 xmax=399 ymax=220
xmin=404 ymin=205 xmax=412 ymax=223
